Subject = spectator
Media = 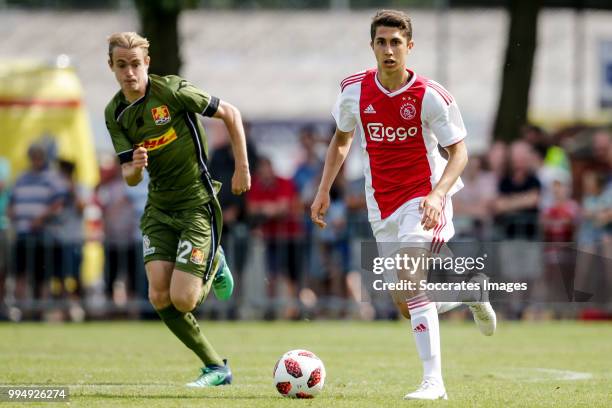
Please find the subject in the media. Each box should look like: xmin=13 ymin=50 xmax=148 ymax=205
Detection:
xmin=0 ymin=157 xmax=10 ymax=316
xmin=453 ymin=155 xmax=498 ymax=239
xmin=576 ymin=171 xmax=606 ymax=251
xmin=592 ymin=130 xmax=611 ymax=170
xmin=50 ymin=160 xmax=88 ymax=320
xmin=247 ymin=157 xmax=303 ymax=319
xmin=540 ymin=171 xmax=579 ymax=303
xmin=573 ymin=170 xmax=607 ymax=302
xmin=293 ymin=125 xmax=324 ymax=196
xmin=344 ymin=175 xmax=377 ymax=320
xmin=566 ymin=129 xmax=610 ymax=199
xmin=8 ymin=144 xmax=65 ymax=312
xmin=493 ymin=141 xmax=542 ymax=318
xmin=312 ymin=173 xmax=350 ymax=316
xmin=521 ymin=124 xmax=551 ymax=160
xmin=95 ymin=156 xmax=139 ymax=308
xmin=209 ymin=130 xmax=257 ymax=318
xmin=593 ymin=145 xmax=612 ymax=301
xmin=123 ymin=165 xmax=149 ymax=305
xmin=293 ymin=125 xmax=325 ymax=315
xmin=494 ymin=141 xmax=541 ymax=240
xmin=487 ymin=141 xmax=508 ymax=180
xmin=537 ymin=146 xmax=571 ymax=210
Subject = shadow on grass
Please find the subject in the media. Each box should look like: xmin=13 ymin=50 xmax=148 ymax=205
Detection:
xmin=75 ymin=394 xmax=276 ymax=400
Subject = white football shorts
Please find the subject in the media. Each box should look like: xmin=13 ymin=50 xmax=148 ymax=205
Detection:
xmin=370 ymin=195 xmax=455 ymax=255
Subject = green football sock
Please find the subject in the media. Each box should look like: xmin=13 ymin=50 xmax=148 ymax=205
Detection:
xmin=157 ymin=304 xmax=223 ymax=367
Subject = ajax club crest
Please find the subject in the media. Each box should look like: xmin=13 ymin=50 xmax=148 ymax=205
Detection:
xmin=400 ymin=102 xmax=416 ymax=121
xmin=151 ymin=105 xmax=171 ymax=125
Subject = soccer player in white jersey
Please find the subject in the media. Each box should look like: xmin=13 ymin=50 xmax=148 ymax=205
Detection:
xmin=311 ymin=9 xmax=496 ymax=400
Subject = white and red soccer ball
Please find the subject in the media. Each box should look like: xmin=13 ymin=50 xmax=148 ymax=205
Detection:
xmin=273 ymin=349 xmax=326 ymax=398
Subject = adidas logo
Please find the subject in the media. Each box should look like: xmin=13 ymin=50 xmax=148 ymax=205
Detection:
xmin=414 ymin=323 xmax=427 ymax=333
xmin=363 ymin=104 xmax=376 ymax=114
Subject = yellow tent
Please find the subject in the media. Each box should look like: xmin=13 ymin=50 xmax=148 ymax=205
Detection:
xmin=0 ymin=59 xmax=98 ymax=187
xmin=0 ymin=59 xmax=102 ymax=285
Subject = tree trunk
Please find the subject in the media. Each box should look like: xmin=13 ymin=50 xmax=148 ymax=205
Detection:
xmin=493 ymin=0 xmax=542 ymax=142
xmin=135 ymin=0 xmax=183 ymax=76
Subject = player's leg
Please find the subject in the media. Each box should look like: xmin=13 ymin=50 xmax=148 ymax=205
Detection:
xmin=210 ymin=246 xmax=234 ymax=301
xmin=439 ymin=199 xmax=496 ymax=335
xmin=207 ymin=200 xmax=234 ymax=301
xmin=382 ymin=199 xmax=446 ymax=400
xmin=372 ymin=213 xmax=445 ymax=399
xmin=171 ymin=204 xmax=232 ymax=387
xmin=433 ymin=269 xmax=495 ymax=335
xmin=141 ymin=205 xmax=227 ymax=383
xmin=464 ymin=274 xmax=496 ymax=336
xmin=146 ymin=260 xmax=173 ymax=309
xmin=193 ymin=201 xmax=233 ymax=303
xmin=169 ymin=269 xmax=225 ymax=366
xmin=391 ymin=246 xmax=446 ymax=401
xmin=147 ymin=258 xmax=206 ymax=356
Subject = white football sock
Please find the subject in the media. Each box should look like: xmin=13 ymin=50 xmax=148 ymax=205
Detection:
xmin=436 ymin=302 xmax=462 ymax=314
xmin=407 ymin=294 xmax=442 ymax=383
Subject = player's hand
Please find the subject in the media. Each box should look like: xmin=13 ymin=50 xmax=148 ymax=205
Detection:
xmin=232 ymin=168 xmax=251 ymax=195
xmin=310 ymin=190 xmax=330 ymax=229
xmin=419 ymin=191 xmax=443 ymax=231
xmin=132 ymin=147 xmax=148 ymax=169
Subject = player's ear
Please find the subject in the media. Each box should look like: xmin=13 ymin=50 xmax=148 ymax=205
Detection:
xmin=144 ymin=55 xmax=151 ymax=68
xmin=407 ymin=40 xmax=415 ymax=51
xmin=108 ymin=58 xmax=113 ymax=69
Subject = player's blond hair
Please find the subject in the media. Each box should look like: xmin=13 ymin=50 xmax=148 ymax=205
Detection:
xmin=107 ymin=32 xmax=150 ymax=62
xmin=371 ymin=10 xmax=413 ymax=42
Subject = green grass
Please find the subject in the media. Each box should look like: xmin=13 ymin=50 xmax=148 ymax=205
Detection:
xmin=1 ymin=320 xmax=611 ymax=407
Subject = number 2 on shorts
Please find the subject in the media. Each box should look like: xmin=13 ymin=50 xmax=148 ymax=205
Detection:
xmin=176 ymin=239 xmax=193 ymax=264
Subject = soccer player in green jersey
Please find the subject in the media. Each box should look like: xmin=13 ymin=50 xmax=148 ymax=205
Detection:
xmin=104 ymin=32 xmax=250 ymax=387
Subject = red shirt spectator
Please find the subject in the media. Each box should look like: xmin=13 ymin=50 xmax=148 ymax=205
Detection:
xmin=542 ymin=178 xmax=579 ymax=242
xmin=247 ymin=158 xmax=302 ymax=240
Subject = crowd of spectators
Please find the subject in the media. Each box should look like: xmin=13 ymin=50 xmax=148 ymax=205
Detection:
xmin=0 ymin=123 xmax=610 ymax=321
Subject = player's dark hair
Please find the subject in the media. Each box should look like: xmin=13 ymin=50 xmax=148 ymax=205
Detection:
xmin=371 ymin=10 xmax=412 ymax=42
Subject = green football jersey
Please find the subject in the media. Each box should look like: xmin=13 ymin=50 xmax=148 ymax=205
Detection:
xmin=105 ymin=74 xmax=220 ymax=211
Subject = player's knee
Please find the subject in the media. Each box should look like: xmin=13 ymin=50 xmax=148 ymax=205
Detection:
xmin=396 ymin=302 xmax=411 ymax=319
xmin=171 ymin=293 xmax=198 ymax=313
xmin=149 ymin=289 xmax=171 ymax=310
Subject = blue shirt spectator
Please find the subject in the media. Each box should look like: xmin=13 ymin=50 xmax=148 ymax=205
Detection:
xmin=9 ymin=145 xmax=63 ymax=235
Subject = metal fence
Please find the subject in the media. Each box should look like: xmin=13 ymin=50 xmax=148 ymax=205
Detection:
xmin=1 ymin=216 xmax=610 ymax=322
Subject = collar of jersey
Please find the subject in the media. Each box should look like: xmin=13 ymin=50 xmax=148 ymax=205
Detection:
xmin=374 ymin=68 xmax=417 ymax=98
xmin=116 ymin=78 xmax=151 ymax=122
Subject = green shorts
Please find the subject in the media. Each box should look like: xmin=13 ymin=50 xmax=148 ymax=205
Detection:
xmin=141 ymin=200 xmax=223 ymax=280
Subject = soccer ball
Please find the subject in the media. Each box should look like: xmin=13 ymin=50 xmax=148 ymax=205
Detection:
xmin=273 ymin=349 xmax=326 ymax=398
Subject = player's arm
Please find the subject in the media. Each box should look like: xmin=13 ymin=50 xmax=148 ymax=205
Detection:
xmin=311 ymin=128 xmax=354 ymax=228
xmin=433 ymin=141 xmax=468 ymax=197
xmin=105 ymin=105 xmax=146 ymax=187
xmin=173 ymin=78 xmax=251 ymax=195
xmin=420 ymin=141 xmax=468 ymax=231
xmin=121 ymin=147 xmax=148 ymax=186
xmin=312 ymin=80 xmax=357 ymax=228
xmin=420 ymin=86 xmax=468 ymax=230
xmin=212 ymin=100 xmax=251 ymax=195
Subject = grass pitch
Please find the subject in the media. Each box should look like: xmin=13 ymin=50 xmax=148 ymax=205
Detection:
xmin=1 ymin=320 xmax=611 ymax=407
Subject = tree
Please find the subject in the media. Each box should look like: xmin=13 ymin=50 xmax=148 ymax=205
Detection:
xmin=493 ymin=0 xmax=542 ymax=142
xmin=134 ymin=0 xmax=184 ymax=76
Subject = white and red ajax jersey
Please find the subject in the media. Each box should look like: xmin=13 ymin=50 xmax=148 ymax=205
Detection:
xmin=332 ymin=68 xmax=466 ymax=221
